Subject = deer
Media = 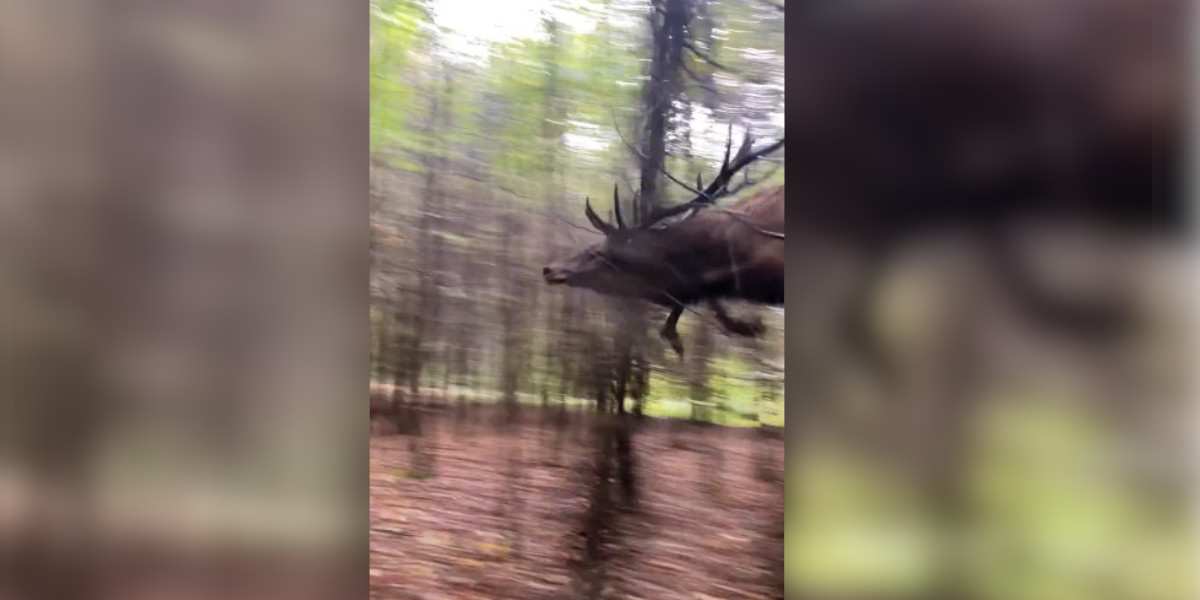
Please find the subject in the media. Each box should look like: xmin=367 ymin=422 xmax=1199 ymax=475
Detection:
xmin=546 ymin=0 xmax=1184 ymax=360
xmin=543 ymin=128 xmax=785 ymax=355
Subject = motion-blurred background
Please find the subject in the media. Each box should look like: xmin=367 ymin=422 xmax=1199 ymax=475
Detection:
xmin=2 ymin=2 xmax=365 ymax=599
xmin=0 ymin=0 xmax=1189 ymax=599
xmin=369 ymin=0 xmax=786 ymax=423
xmin=782 ymin=2 xmax=1193 ymax=599
xmin=369 ymin=0 xmax=786 ymax=597
xmin=372 ymin=0 xmax=1193 ymax=599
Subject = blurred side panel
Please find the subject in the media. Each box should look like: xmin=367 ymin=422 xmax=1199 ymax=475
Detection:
xmin=0 ymin=1 xmax=367 ymax=599
xmin=784 ymin=1 xmax=1194 ymax=599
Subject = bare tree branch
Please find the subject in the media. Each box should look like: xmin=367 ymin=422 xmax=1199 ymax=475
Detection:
xmin=611 ymin=110 xmax=651 ymax=162
xmin=613 ymin=110 xmax=722 ymax=206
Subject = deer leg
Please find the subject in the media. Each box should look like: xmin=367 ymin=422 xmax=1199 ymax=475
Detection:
xmin=660 ymin=305 xmax=685 ymax=357
xmin=708 ymin=299 xmax=766 ymax=337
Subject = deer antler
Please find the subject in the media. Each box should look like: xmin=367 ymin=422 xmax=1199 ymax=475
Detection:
xmin=582 ymin=183 xmax=636 ymax=237
xmin=612 ymin=184 xmax=627 ymax=230
xmin=647 ymin=124 xmax=784 ymax=226
xmin=584 ymin=197 xmax=616 ymax=234
xmin=588 ymin=121 xmax=782 ymax=235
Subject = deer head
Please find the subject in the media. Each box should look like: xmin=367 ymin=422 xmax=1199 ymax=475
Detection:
xmin=543 ymin=184 xmax=671 ymax=301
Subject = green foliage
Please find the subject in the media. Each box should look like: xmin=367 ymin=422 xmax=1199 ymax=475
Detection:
xmin=642 ymin=350 xmax=783 ymax=427
xmin=787 ymin=449 xmax=939 ymax=597
xmin=787 ymin=392 xmax=1196 ymax=600
xmin=370 ymin=0 xmax=786 ymax=426
xmin=368 ymin=0 xmax=736 ymax=203
xmin=964 ymin=391 xmax=1196 ymax=600
xmin=370 ymin=0 xmax=431 ymax=159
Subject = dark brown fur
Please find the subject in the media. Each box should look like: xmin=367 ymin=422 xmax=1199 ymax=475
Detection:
xmin=544 ymin=186 xmax=783 ymax=353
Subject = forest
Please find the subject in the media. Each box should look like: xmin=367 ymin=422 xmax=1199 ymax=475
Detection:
xmin=369 ymin=1 xmax=1191 ymax=599
xmin=369 ymin=0 xmax=785 ymax=425
xmin=370 ymin=0 xmax=785 ymax=596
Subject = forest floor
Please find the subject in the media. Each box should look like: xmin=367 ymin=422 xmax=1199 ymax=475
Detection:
xmin=370 ymin=404 xmax=784 ymax=600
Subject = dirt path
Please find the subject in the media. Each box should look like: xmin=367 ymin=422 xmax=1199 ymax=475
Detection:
xmin=370 ymin=408 xmax=783 ymax=599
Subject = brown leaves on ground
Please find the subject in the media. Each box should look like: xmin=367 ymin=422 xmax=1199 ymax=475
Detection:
xmin=370 ymin=408 xmax=783 ymax=599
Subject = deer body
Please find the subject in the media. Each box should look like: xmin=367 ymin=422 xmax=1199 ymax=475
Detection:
xmin=544 ymin=183 xmax=785 ymax=355
xmin=567 ymin=185 xmax=783 ymax=308
xmin=544 ymin=190 xmax=783 ymax=352
xmin=667 ymin=186 xmax=784 ymax=306
xmin=543 ymin=126 xmax=787 ymax=354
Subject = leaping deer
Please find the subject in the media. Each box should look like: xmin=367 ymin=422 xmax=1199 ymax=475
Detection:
xmin=543 ymin=127 xmax=785 ymax=355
